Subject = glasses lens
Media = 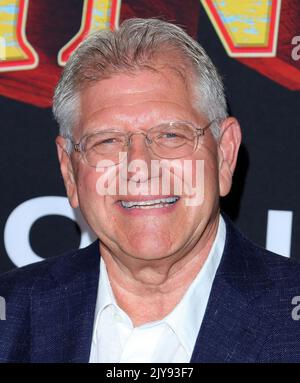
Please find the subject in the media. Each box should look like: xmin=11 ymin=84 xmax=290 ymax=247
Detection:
xmin=150 ymin=122 xmax=196 ymax=159
xmin=85 ymin=131 xmax=126 ymax=166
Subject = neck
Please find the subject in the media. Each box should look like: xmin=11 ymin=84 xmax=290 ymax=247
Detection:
xmin=100 ymin=214 xmax=220 ymax=326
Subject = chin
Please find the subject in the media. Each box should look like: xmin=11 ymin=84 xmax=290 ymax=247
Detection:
xmin=125 ymin=238 xmax=174 ymax=261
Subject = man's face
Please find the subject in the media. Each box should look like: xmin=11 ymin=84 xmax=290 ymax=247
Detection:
xmin=56 ymin=66 xmax=240 ymax=262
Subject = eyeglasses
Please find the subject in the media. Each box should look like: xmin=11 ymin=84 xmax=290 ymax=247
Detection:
xmin=68 ymin=120 xmax=216 ymax=168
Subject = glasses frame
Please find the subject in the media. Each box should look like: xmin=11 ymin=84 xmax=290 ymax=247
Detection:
xmin=68 ymin=119 xmax=217 ymax=167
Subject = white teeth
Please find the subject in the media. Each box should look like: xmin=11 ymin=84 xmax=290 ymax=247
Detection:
xmin=120 ymin=197 xmax=179 ymax=209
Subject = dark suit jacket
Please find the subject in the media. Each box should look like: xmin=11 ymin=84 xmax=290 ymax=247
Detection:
xmin=1 ymin=215 xmax=300 ymax=363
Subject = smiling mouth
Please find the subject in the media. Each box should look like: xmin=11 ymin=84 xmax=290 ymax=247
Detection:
xmin=119 ymin=196 xmax=180 ymax=209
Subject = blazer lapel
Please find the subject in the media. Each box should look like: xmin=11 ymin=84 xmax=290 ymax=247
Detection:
xmin=190 ymin=277 xmax=274 ymax=362
xmin=31 ymin=241 xmax=100 ymax=363
xmin=190 ymin=215 xmax=275 ymax=362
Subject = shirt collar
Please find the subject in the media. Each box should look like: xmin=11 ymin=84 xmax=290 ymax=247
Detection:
xmin=165 ymin=215 xmax=226 ymax=355
xmin=93 ymin=256 xmax=118 ymax=333
xmin=93 ymin=215 xmax=226 ymax=354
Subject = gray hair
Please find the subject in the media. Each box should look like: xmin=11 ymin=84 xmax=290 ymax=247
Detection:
xmin=53 ymin=18 xmax=228 ymax=152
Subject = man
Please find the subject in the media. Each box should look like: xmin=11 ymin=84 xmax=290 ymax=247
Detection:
xmin=1 ymin=18 xmax=300 ymax=363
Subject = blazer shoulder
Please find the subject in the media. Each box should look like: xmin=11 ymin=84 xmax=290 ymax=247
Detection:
xmin=0 ymin=242 xmax=99 ymax=363
xmin=223 ymin=214 xmax=300 ymax=288
xmin=0 ymin=241 xmax=98 ymax=296
xmin=244 ymin=235 xmax=300 ymax=285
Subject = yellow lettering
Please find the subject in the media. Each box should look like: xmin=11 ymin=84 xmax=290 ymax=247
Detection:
xmin=200 ymin=0 xmax=282 ymax=57
xmin=58 ymin=0 xmax=121 ymax=66
xmin=0 ymin=0 xmax=38 ymax=71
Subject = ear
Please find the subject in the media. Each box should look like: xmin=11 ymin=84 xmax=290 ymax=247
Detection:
xmin=217 ymin=117 xmax=242 ymax=197
xmin=56 ymin=136 xmax=79 ymax=208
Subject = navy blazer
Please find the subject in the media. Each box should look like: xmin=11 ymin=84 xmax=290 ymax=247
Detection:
xmin=1 ymin=215 xmax=300 ymax=363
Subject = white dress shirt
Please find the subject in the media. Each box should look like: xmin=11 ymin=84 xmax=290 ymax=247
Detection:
xmin=89 ymin=215 xmax=226 ymax=363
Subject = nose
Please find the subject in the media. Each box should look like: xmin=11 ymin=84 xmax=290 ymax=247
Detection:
xmin=127 ymin=132 xmax=152 ymax=158
xmin=121 ymin=132 xmax=153 ymax=183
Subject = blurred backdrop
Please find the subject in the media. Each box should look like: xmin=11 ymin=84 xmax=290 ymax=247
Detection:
xmin=0 ymin=0 xmax=299 ymax=273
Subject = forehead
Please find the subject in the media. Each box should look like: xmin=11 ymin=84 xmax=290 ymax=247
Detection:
xmin=78 ymin=68 xmax=202 ymax=131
